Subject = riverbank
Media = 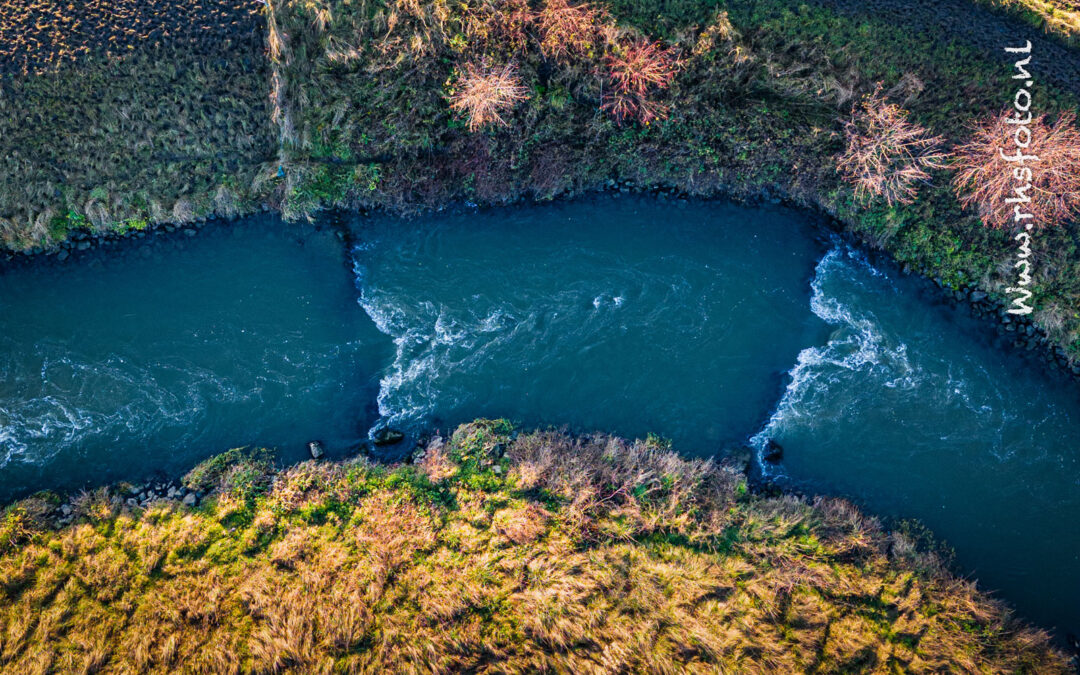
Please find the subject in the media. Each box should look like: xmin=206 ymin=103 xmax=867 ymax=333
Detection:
xmin=0 ymin=420 xmax=1069 ymax=672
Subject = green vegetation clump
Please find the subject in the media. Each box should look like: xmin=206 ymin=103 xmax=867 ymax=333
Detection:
xmin=0 ymin=421 xmax=1067 ymax=673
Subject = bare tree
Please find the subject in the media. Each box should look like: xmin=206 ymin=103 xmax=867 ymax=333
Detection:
xmin=952 ymin=110 xmax=1080 ymax=229
xmin=837 ymin=88 xmax=946 ymax=206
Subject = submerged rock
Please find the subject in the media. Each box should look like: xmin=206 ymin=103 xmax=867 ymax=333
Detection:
xmin=373 ymin=428 xmax=405 ymax=447
xmin=763 ymin=439 xmax=783 ymax=463
xmin=307 ymin=440 xmax=325 ymax=459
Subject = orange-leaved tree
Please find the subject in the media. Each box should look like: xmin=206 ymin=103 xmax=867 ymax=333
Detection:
xmin=601 ymin=39 xmax=680 ymax=126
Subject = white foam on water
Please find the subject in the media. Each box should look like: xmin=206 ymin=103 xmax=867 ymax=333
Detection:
xmin=353 ymin=246 xmax=637 ymax=434
xmin=750 ymin=248 xmax=915 ymax=474
xmin=0 ymin=335 xmax=358 ymax=470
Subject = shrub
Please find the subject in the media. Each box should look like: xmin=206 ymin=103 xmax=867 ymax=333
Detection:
xmin=462 ymin=0 xmax=534 ymax=55
xmin=447 ymin=61 xmax=530 ymax=131
xmin=952 ymin=110 xmax=1080 ymax=229
xmin=601 ymin=39 xmax=680 ymax=125
xmin=535 ymin=0 xmax=602 ymax=63
xmin=183 ymin=447 xmax=275 ymax=495
xmin=836 ymin=88 xmax=947 ymax=206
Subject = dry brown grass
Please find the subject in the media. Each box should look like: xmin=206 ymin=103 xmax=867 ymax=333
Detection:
xmin=981 ymin=0 xmax=1080 ymax=42
xmin=462 ymin=0 xmax=534 ymax=55
xmin=837 ymin=87 xmax=947 ymax=206
xmin=0 ymin=421 xmax=1066 ymax=673
xmin=448 ymin=60 xmax=531 ymax=131
xmin=952 ymin=109 xmax=1080 ymax=229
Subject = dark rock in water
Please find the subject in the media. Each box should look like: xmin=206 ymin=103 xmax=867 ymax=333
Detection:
xmin=56 ymin=249 xmax=69 ymax=261
xmin=373 ymin=427 xmax=405 ymax=446
xmin=307 ymin=440 xmax=325 ymax=459
xmin=763 ymin=439 xmax=783 ymax=463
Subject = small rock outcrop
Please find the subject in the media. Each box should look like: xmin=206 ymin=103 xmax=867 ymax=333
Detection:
xmin=373 ymin=428 xmax=405 ymax=446
xmin=763 ymin=439 xmax=784 ymax=463
xmin=307 ymin=440 xmax=325 ymax=459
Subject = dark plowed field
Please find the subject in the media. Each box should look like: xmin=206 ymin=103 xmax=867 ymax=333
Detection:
xmin=0 ymin=0 xmax=264 ymax=75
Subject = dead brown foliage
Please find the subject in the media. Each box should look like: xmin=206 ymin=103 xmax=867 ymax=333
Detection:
xmin=952 ymin=110 xmax=1080 ymax=229
xmin=601 ymin=39 xmax=681 ymax=126
xmin=836 ymin=88 xmax=946 ymax=206
xmin=448 ymin=60 xmax=530 ymax=131
xmin=535 ymin=0 xmax=603 ymax=63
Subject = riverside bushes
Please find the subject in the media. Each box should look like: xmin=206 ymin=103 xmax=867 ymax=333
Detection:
xmin=0 ymin=421 xmax=1068 ymax=673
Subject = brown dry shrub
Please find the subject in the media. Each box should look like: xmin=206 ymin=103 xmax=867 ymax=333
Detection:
xmin=269 ymin=460 xmax=348 ymax=512
xmin=418 ymin=436 xmax=458 ymax=482
xmin=836 ymin=87 xmax=946 ymax=206
xmin=601 ymin=39 xmax=681 ymax=126
xmin=952 ymin=110 xmax=1080 ymax=229
xmin=506 ymin=430 xmax=738 ymax=543
xmin=535 ymin=0 xmax=602 ymax=63
xmin=493 ymin=503 xmax=551 ymax=544
xmin=448 ymin=60 xmax=530 ymax=131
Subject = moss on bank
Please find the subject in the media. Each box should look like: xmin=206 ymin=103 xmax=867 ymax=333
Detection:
xmin=0 ymin=421 xmax=1068 ymax=673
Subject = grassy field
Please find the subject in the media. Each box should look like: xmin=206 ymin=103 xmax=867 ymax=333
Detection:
xmin=0 ymin=420 xmax=1067 ymax=673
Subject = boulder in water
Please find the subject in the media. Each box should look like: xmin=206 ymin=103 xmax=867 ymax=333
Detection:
xmin=373 ymin=428 xmax=405 ymax=446
xmin=307 ymin=440 xmax=325 ymax=459
xmin=763 ymin=439 xmax=783 ymax=463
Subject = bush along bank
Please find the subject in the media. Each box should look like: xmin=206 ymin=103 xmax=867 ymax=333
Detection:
xmin=0 ymin=420 xmax=1070 ymax=673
